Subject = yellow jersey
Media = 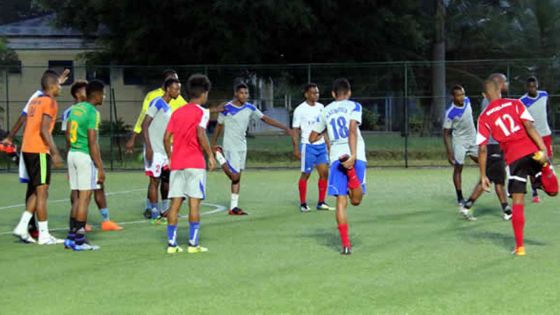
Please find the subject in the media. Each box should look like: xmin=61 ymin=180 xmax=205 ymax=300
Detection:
xmin=132 ymin=88 xmax=187 ymax=134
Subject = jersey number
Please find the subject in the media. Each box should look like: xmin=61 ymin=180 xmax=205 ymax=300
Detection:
xmin=329 ymin=117 xmax=349 ymax=140
xmin=69 ymin=121 xmax=78 ymax=144
xmin=494 ymin=114 xmax=520 ymax=137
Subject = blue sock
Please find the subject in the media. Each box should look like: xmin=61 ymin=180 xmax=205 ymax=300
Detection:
xmin=167 ymin=225 xmax=177 ymax=246
xmin=150 ymin=202 xmax=159 ymax=218
xmin=145 ymin=199 xmax=151 ymax=210
xmin=99 ymin=208 xmax=109 ymax=221
xmin=189 ymin=222 xmax=200 ymax=246
xmin=161 ymin=199 xmax=169 ymax=213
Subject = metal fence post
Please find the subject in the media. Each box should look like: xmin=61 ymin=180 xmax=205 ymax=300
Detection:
xmin=403 ymin=62 xmax=409 ymax=168
xmin=109 ymin=87 xmax=115 ymax=171
xmin=5 ymin=69 xmax=10 ymax=171
xmin=307 ymin=64 xmax=311 ymax=83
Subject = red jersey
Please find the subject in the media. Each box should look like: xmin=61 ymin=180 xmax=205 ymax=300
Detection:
xmin=476 ymin=98 xmax=538 ymax=165
xmin=166 ymin=103 xmax=210 ymax=170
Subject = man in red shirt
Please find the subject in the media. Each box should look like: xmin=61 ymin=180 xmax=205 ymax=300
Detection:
xmin=477 ymin=79 xmax=558 ymax=256
xmin=163 ymin=74 xmax=217 ymax=254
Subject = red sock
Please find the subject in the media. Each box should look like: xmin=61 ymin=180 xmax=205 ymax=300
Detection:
xmin=512 ymin=204 xmax=525 ymax=248
xmin=337 ymin=223 xmax=351 ymax=247
xmin=318 ymin=179 xmax=327 ymax=203
xmin=298 ymin=179 xmax=307 ymax=204
xmin=346 ymin=167 xmax=361 ymax=190
xmin=541 ymin=164 xmax=558 ymax=195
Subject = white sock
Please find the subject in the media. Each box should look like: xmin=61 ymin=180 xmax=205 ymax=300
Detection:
xmin=14 ymin=211 xmax=33 ymax=233
xmin=230 ymin=193 xmax=239 ymax=209
xmin=216 ymin=151 xmax=227 ymax=166
xmin=38 ymin=221 xmax=49 ymax=239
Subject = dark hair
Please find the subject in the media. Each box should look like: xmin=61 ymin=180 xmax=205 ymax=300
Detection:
xmin=332 ymin=78 xmax=351 ymax=96
xmin=187 ymin=74 xmax=211 ymax=98
xmin=162 ymin=69 xmax=177 ymax=80
xmin=483 ymin=79 xmax=499 ymax=94
xmin=234 ymin=82 xmax=248 ymax=92
xmin=304 ymin=83 xmax=318 ymax=93
xmin=451 ymin=84 xmax=464 ymax=95
xmin=86 ymin=79 xmax=105 ymax=97
xmin=527 ymin=76 xmax=538 ymax=84
xmin=70 ymin=80 xmax=88 ymax=99
xmin=41 ymin=72 xmax=59 ymax=90
xmin=164 ymin=78 xmax=180 ymax=90
xmin=43 ymin=69 xmax=59 ymax=77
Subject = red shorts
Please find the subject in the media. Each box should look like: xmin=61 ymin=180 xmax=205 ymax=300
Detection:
xmin=543 ymin=135 xmax=553 ymax=159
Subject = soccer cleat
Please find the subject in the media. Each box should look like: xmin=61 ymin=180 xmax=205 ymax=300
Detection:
xmin=101 ymin=220 xmax=123 ymax=231
xmin=503 ymin=206 xmax=513 ymax=221
xmin=512 ymin=246 xmax=526 ymax=256
xmin=228 ymin=207 xmax=248 ymax=215
xmin=167 ymin=245 xmax=184 ymax=254
xmin=187 ymin=245 xmax=208 ymax=254
xmin=316 ymin=202 xmax=334 ymax=211
xmin=300 ymin=203 xmax=311 ymax=212
xmin=151 ymin=216 xmax=168 ymax=225
xmin=532 ymin=195 xmax=540 ymax=203
xmin=341 ymin=247 xmax=352 ymax=255
xmin=73 ymin=243 xmax=100 ymax=251
xmin=85 ymin=224 xmax=93 ymax=232
xmin=13 ymin=230 xmax=36 ymax=244
xmin=143 ymin=208 xmax=152 ymax=219
xmin=64 ymin=239 xmax=75 ymax=249
xmin=38 ymin=235 xmax=64 ymax=245
xmin=459 ymin=207 xmax=477 ymax=221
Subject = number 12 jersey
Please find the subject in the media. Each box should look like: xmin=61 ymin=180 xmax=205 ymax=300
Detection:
xmin=313 ymin=100 xmax=367 ymax=164
xmin=476 ymin=98 xmax=538 ymax=165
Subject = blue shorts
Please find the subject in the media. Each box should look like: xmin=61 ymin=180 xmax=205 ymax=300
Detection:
xmin=327 ymin=160 xmax=367 ymax=196
xmin=301 ymin=143 xmax=329 ymax=174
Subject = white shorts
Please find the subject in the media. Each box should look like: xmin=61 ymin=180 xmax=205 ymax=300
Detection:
xmin=224 ymin=150 xmax=247 ymax=173
xmin=168 ymin=169 xmax=206 ymax=199
xmin=453 ymin=141 xmax=478 ymax=165
xmin=18 ymin=154 xmax=29 ymax=183
xmin=68 ymin=151 xmax=100 ymax=191
xmin=144 ymin=151 xmax=169 ymax=178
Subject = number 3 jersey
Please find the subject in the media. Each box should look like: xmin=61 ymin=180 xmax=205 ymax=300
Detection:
xmin=313 ymin=100 xmax=367 ymax=164
xmin=476 ymin=98 xmax=537 ymax=165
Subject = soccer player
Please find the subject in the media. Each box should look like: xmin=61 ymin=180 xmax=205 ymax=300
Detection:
xmin=520 ymin=76 xmax=553 ymax=203
xmin=477 ymin=79 xmax=558 ymax=256
xmin=164 ymin=74 xmax=216 ymax=254
xmin=12 ymin=71 xmax=64 ymax=244
xmin=61 ymin=80 xmax=122 ymax=231
xmin=211 ymin=82 xmax=298 ymax=215
xmin=442 ymin=85 xmax=478 ymax=210
xmin=309 ymin=78 xmax=366 ymax=255
xmin=141 ymin=77 xmax=181 ymax=222
xmin=64 ymin=80 xmax=107 ymax=251
xmin=125 ymin=70 xmax=187 ymax=218
xmin=292 ymin=83 xmax=332 ymax=212
xmin=3 ymin=69 xmax=70 ymax=237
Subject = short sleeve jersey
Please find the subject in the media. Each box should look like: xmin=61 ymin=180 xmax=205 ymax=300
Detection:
xmin=313 ymin=100 xmax=366 ymax=164
xmin=133 ymin=88 xmax=187 ymax=134
xmin=68 ymin=102 xmax=100 ymax=155
xmin=166 ymin=103 xmax=210 ymax=170
xmin=22 ymin=95 xmax=58 ymax=154
xmin=217 ymin=102 xmax=264 ymax=151
xmin=442 ymin=97 xmax=476 ymax=141
xmin=146 ymin=97 xmax=172 ymax=155
xmin=519 ymin=91 xmax=551 ymax=137
xmin=476 ymin=98 xmax=538 ymax=165
xmin=60 ymin=105 xmax=74 ymax=132
xmin=292 ymin=101 xmax=325 ymax=145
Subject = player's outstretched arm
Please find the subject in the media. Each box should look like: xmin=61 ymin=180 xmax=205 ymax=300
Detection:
xmin=210 ymin=123 xmax=223 ymax=149
xmin=2 ymin=114 xmax=27 ymax=145
xmin=88 ymin=129 xmax=105 ymax=185
xmin=523 ymin=120 xmax=549 ymax=162
xmin=40 ymin=114 xmax=63 ymax=167
xmin=443 ymin=128 xmax=454 ymax=165
xmin=198 ymin=126 xmax=216 ymax=171
xmin=342 ymin=120 xmax=359 ymax=169
xmin=261 ymin=115 xmax=298 ymax=151
xmin=141 ymin=116 xmax=154 ymax=165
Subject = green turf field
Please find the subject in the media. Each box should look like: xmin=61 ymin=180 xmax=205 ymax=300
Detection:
xmin=1 ymin=168 xmax=559 ymax=314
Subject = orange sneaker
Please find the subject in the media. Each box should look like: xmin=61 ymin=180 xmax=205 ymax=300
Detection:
xmin=85 ymin=224 xmax=93 ymax=232
xmin=512 ymin=246 xmax=526 ymax=256
xmin=101 ymin=220 xmax=123 ymax=231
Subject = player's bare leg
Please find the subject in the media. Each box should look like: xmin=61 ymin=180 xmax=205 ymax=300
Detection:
xmin=69 ymin=190 xmax=98 ymax=250
xmin=453 ymin=164 xmax=464 ymax=204
xmin=187 ymin=197 xmax=207 ymax=253
xmin=298 ymin=172 xmax=311 ymax=212
xmin=228 ymin=172 xmax=246 ymax=215
xmin=459 ymin=181 xmax=482 ymax=220
xmin=336 ymin=196 xmax=351 ymax=255
xmin=511 ymin=193 xmax=526 ymax=256
xmin=166 ymin=197 xmax=184 ymax=253
xmin=348 ymin=185 xmax=363 ymax=206
xmin=147 ymin=177 xmax=161 ymax=219
xmin=94 ymin=187 xmax=122 ymax=231
xmin=493 ymin=184 xmax=512 ymax=220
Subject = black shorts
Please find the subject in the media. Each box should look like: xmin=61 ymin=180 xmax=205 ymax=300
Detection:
xmin=23 ymin=152 xmax=52 ymax=187
xmin=507 ymin=153 xmax=542 ymax=194
xmin=486 ymin=144 xmax=505 ymax=185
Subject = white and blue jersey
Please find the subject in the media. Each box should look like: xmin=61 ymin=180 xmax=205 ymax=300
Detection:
xmin=292 ymin=101 xmax=328 ymax=173
xmin=60 ymin=105 xmax=74 ymax=132
xmin=520 ymin=90 xmax=551 ymax=137
xmin=217 ymin=102 xmax=264 ymax=152
xmin=312 ymin=100 xmax=366 ymax=196
xmin=442 ymin=97 xmax=476 ymax=141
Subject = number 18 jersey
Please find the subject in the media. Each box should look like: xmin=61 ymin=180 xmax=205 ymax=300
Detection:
xmin=476 ymin=98 xmax=537 ymax=165
xmin=313 ymin=100 xmax=367 ymax=164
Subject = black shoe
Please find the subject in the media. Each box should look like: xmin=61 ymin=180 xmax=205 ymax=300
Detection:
xmin=341 ymin=247 xmax=352 ymax=255
xmin=228 ymin=207 xmax=248 ymax=215
xmin=143 ymin=209 xmax=152 ymax=219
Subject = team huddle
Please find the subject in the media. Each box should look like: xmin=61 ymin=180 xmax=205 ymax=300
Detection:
xmin=3 ymin=69 xmax=367 ymax=255
xmin=443 ymin=73 xmax=558 ymax=256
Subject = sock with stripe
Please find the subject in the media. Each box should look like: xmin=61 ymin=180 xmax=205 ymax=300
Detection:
xmin=67 ymin=217 xmax=77 ymax=241
xmin=167 ymin=225 xmax=177 ymax=246
xmin=74 ymin=221 xmax=87 ymax=246
xmin=189 ymin=222 xmax=200 ymax=247
xmin=160 ymin=199 xmax=169 ymax=214
xmin=298 ymin=179 xmax=307 ymax=204
xmin=99 ymin=208 xmax=109 ymax=221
